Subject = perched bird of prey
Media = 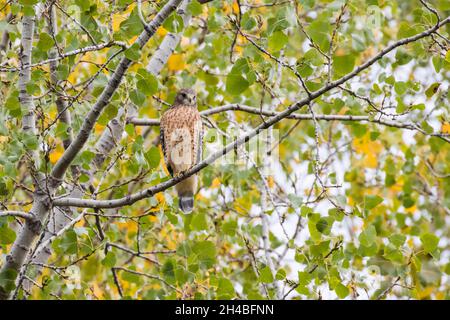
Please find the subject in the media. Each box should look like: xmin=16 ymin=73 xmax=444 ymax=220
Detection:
xmin=160 ymin=88 xmax=203 ymax=213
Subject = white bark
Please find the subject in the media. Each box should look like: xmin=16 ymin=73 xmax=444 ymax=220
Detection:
xmin=146 ymin=0 xmax=191 ymax=75
xmin=18 ymin=15 xmax=36 ymax=136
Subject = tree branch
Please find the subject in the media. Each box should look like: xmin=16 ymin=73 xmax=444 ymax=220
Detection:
xmin=0 ymin=41 xmax=127 ymax=72
xmin=129 ymin=104 xmax=450 ymax=142
xmin=0 ymin=211 xmax=33 ymax=220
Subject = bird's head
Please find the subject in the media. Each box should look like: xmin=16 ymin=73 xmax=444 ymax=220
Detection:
xmin=174 ymin=88 xmax=197 ymax=107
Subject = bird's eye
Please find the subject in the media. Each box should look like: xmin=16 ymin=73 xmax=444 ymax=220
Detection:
xmin=181 ymin=92 xmax=187 ymax=98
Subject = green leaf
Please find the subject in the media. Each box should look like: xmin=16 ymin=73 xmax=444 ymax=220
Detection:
xmin=162 ymin=12 xmax=184 ymax=33
xmin=364 ymin=195 xmax=383 ymax=210
xmin=432 ymin=56 xmax=444 ymax=73
xmin=191 ymin=212 xmax=208 ymax=231
xmin=121 ymin=267 xmax=140 ymax=284
xmin=335 ymin=283 xmax=349 ymax=299
xmin=268 ymin=31 xmax=288 ymax=52
xmin=425 ymin=83 xmax=440 ymax=98
xmin=129 ymin=89 xmax=146 ymax=106
xmin=329 ymin=208 xmax=344 ymax=222
xmin=394 ymin=81 xmax=408 ymax=95
xmin=315 ymin=218 xmax=329 ymax=233
xmin=0 ymin=269 xmax=18 ymax=292
xmin=307 ymin=213 xmax=322 ymax=241
xmin=389 ymin=234 xmax=406 ymax=248
xmin=222 ymin=220 xmax=237 ymax=236
xmin=333 ymin=54 xmax=355 ymax=78
xmin=101 ymin=251 xmax=116 ymax=268
xmin=124 ymin=43 xmax=141 ymax=61
xmin=37 ymin=32 xmax=54 ymax=51
xmin=119 ymin=8 xmax=143 ymax=37
xmin=275 ymin=268 xmax=286 ymax=280
xmin=187 ymin=0 xmax=202 ymax=15
xmin=226 ymin=58 xmax=255 ymax=95
xmin=136 ymin=68 xmax=158 ymax=94
xmin=145 ymin=146 xmax=160 ymax=168
xmin=0 ymin=225 xmax=16 ymax=244
xmin=307 ymin=19 xmax=331 ymax=51
xmin=192 ymin=240 xmax=216 ymax=268
xmin=226 ymin=74 xmax=249 ymax=95
xmin=56 ymin=64 xmax=70 ymax=80
xmin=420 ymin=233 xmax=439 ymax=253
xmin=19 ymin=0 xmax=38 ymax=5
xmin=259 ymin=266 xmax=274 ymax=283
xmin=162 ymin=259 xmax=176 ymax=281
xmin=359 ymin=225 xmax=377 ymax=247
xmin=217 ymin=278 xmax=235 ymax=299
xmin=59 ymin=229 xmax=78 ymax=254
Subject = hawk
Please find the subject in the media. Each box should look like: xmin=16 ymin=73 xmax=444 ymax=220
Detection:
xmin=160 ymin=88 xmax=203 ymax=213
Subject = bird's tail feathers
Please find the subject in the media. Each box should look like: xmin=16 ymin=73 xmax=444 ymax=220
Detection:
xmin=179 ymin=193 xmax=194 ymax=213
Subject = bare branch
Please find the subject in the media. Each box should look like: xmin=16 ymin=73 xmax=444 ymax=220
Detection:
xmin=129 ymin=104 xmax=450 ymax=142
xmin=0 ymin=41 xmax=127 ymax=72
xmin=0 ymin=211 xmax=33 ymax=220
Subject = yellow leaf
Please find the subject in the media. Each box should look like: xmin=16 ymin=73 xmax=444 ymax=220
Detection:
xmin=155 ymin=192 xmax=165 ymax=204
xmin=49 ymin=147 xmax=64 ymax=164
xmin=363 ymin=153 xmax=378 ymax=169
xmin=211 ymin=177 xmax=221 ymax=188
xmin=137 ymin=126 xmax=145 ymax=136
xmin=75 ymin=219 xmax=85 ymax=228
xmin=267 ymin=176 xmax=274 ymax=188
xmin=117 ymin=220 xmax=137 ymax=232
xmin=111 ymin=5 xmax=136 ymax=33
xmin=416 ymin=286 xmax=433 ymax=300
xmin=441 ymin=122 xmax=450 ymax=134
xmin=223 ymin=2 xmax=231 ymax=14
xmin=232 ymin=0 xmax=240 ymax=14
xmin=0 ymin=136 xmax=8 ymax=143
xmin=435 ymin=291 xmax=445 ymax=300
xmin=94 ymin=123 xmax=105 ymax=135
xmin=167 ymin=54 xmax=186 ymax=71
xmin=347 ymin=196 xmax=355 ymax=206
xmin=353 ymin=132 xmax=383 ymax=168
xmin=234 ymin=45 xmax=243 ymax=55
xmin=157 ymin=26 xmax=168 ymax=37
xmin=92 ymin=283 xmax=104 ymax=299
xmin=112 ymin=14 xmax=125 ymax=32
xmin=129 ymin=35 xmax=138 ymax=44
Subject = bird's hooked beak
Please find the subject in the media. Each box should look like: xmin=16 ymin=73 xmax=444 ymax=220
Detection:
xmin=189 ymin=94 xmax=197 ymax=105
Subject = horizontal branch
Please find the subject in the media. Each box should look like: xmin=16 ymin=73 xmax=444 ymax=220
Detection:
xmin=0 ymin=41 xmax=127 ymax=72
xmin=0 ymin=211 xmax=33 ymax=220
xmin=128 ymin=104 xmax=450 ymax=142
xmin=112 ymin=267 xmax=180 ymax=293
xmin=52 ymin=16 xmax=450 ymax=209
